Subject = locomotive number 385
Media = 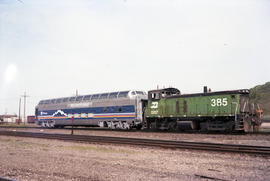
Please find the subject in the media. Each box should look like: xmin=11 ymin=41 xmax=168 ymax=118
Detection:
xmin=211 ymin=98 xmax=228 ymax=107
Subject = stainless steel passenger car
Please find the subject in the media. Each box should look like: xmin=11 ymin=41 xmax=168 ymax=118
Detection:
xmin=35 ymin=90 xmax=147 ymax=129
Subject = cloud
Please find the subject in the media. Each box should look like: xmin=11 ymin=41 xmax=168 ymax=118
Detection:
xmin=4 ymin=64 xmax=17 ymax=83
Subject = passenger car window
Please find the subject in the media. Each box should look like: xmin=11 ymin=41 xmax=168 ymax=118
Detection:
xmin=118 ymin=107 xmax=122 ymax=112
xmin=100 ymin=93 xmax=108 ymax=99
xmin=62 ymin=97 xmax=69 ymax=102
xmin=44 ymin=100 xmax=51 ymax=104
xmin=91 ymin=94 xmax=100 ymax=100
xmin=69 ymin=97 xmax=76 ymax=102
xmin=83 ymin=95 xmax=92 ymax=101
xmin=51 ymin=99 xmax=56 ymax=104
xmin=109 ymin=92 xmax=118 ymax=99
xmin=75 ymin=96 xmax=83 ymax=102
xmin=136 ymin=91 xmax=145 ymax=95
xmin=118 ymin=91 xmax=129 ymax=98
xmin=56 ymin=99 xmax=62 ymax=103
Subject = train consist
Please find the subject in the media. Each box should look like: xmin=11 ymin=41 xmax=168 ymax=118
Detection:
xmin=35 ymin=87 xmax=263 ymax=132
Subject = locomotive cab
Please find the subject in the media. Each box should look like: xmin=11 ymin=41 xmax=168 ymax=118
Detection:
xmin=148 ymin=88 xmax=181 ymax=100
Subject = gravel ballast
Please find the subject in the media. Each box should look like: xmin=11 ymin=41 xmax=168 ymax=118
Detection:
xmin=0 ymin=136 xmax=270 ymax=181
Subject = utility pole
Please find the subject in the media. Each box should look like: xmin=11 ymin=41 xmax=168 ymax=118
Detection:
xmin=18 ymin=97 xmax=21 ymax=124
xmin=21 ymin=92 xmax=29 ymax=125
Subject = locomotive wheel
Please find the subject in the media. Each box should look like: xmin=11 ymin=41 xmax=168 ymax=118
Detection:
xmin=244 ymin=120 xmax=252 ymax=133
xmin=253 ymin=125 xmax=260 ymax=132
xmin=168 ymin=121 xmax=177 ymax=131
xmin=150 ymin=122 xmax=157 ymax=130
xmin=136 ymin=124 xmax=142 ymax=130
xmin=199 ymin=122 xmax=208 ymax=132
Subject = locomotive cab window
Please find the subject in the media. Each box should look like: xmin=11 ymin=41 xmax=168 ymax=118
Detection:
xmin=151 ymin=93 xmax=161 ymax=100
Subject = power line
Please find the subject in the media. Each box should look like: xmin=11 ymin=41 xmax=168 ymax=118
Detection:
xmin=18 ymin=97 xmax=21 ymax=124
xmin=21 ymin=92 xmax=29 ymax=125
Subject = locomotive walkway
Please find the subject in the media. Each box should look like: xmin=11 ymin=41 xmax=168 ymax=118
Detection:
xmin=0 ymin=130 xmax=270 ymax=156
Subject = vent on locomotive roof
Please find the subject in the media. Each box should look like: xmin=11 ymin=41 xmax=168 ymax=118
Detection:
xmin=203 ymin=86 xmax=211 ymax=93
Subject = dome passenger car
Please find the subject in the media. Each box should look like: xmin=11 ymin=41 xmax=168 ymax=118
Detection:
xmin=35 ymin=90 xmax=147 ymax=129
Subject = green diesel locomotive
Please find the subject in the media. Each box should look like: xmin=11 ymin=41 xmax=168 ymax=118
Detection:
xmin=145 ymin=87 xmax=263 ymax=132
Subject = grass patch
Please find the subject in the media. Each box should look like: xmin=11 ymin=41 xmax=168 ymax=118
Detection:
xmin=67 ymin=145 xmax=136 ymax=154
xmin=0 ymin=123 xmax=38 ymax=127
xmin=0 ymin=137 xmax=13 ymax=142
xmin=259 ymin=129 xmax=270 ymax=132
xmin=9 ymin=139 xmax=49 ymax=149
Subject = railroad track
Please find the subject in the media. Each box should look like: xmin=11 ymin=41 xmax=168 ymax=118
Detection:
xmin=1 ymin=126 xmax=270 ymax=135
xmin=0 ymin=176 xmax=17 ymax=181
xmin=0 ymin=130 xmax=270 ymax=155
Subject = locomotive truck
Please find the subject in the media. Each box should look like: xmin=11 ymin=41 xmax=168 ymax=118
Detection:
xmin=35 ymin=87 xmax=263 ymax=132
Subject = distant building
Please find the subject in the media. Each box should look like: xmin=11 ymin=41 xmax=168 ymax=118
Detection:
xmin=0 ymin=114 xmax=17 ymax=123
xmin=27 ymin=116 xmax=36 ymax=124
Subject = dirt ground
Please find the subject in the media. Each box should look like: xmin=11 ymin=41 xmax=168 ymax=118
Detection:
xmin=0 ymin=136 xmax=270 ymax=181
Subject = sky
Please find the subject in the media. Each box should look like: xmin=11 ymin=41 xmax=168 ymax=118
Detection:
xmin=0 ymin=0 xmax=269 ymax=116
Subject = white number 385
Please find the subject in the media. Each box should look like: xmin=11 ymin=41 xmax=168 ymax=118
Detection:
xmin=211 ymin=98 xmax=228 ymax=107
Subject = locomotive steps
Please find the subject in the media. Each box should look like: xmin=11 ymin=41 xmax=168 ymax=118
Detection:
xmin=0 ymin=130 xmax=270 ymax=156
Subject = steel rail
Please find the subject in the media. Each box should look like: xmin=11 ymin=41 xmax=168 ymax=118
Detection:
xmin=0 ymin=130 xmax=270 ymax=155
xmin=1 ymin=126 xmax=270 ymax=135
xmin=0 ymin=176 xmax=17 ymax=181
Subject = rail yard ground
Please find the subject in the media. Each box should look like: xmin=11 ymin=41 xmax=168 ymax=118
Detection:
xmin=0 ymin=126 xmax=270 ymax=181
xmin=1 ymin=123 xmax=270 ymax=146
xmin=0 ymin=135 xmax=270 ymax=181
xmin=0 ymin=122 xmax=270 ymax=180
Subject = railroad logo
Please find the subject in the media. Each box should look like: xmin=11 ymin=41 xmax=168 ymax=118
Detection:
xmin=40 ymin=112 xmax=48 ymax=115
xmin=52 ymin=110 xmax=68 ymax=117
xmin=151 ymin=102 xmax=159 ymax=109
